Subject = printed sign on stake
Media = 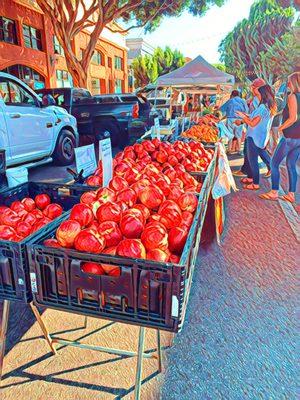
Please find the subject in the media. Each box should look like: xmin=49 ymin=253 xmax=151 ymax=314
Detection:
xmin=75 ymin=144 xmax=97 ymax=178
xmin=154 ymin=117 xmax=161 ymax=140
xmin=99 ymin=138 xmax=113 ymax=186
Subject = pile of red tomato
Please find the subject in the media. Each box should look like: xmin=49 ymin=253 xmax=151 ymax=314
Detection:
xmin=0 ymin=194 xmax=63 ymax=242
xmin=44 ymin=139 xmax=213 ymax=277
xmin=85 ymin=139 xmax=213 ymax=187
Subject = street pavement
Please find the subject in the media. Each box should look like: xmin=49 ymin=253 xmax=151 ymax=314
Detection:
xmin=1 ymin=154 xmax=299 ymax=400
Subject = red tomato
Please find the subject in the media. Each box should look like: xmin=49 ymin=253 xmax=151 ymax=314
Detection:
xmin=142 ymin=140 xmax=156 ymax=153
xmin=131 ymin=178 xmax=151 ymax=195
xmin=0 ymin=225 xmax=16 ymax=241
xmin=169 ymin=254 xmax=181 ymax=264
xmin=31 ymin=209 xmax=44 ymax=220
xmin=21 ymin=197 xmax=35 ymax=212
xmin=43 ymin=238 xmax=62 ymax=248
xmin=168 ymin=227 xmax=188 ymax=255
xmin=70 ymin=203 xmax=94 ymax=228
xmin=109 ymin=176 xmax=128 ymax=192
xmin=138 ymin=185 xmax=164 ymax=210
xmin=43 ymin=203 xmax=63 ymax=220
xmin=86 ymin=175 xmax=102 ymax=187
xmin=81 ymin=262 xmax=105 ymax=275
xmin=1 ymin=210 xmax=20 ymax=228
xmin=116 ymin=201 xmax=128 ymax=213
xmin=181 ymin=211 xmax=194 ymax=228
xmin=116 ymin=239 xmax=146 ymax=259
xmin=120 ymin=213 xmax=144 ymax=239
xmin=131 ymin=204 xmax=150 ymax=222
xmin=101 ymin=246 xmax=120 ymax=276
xmin=80 ymin=191 xmax=97 ymax=205
xmin=74 ymin=230 xmax=106 ymax=253
xmin=133 ymin=143 xmax=144 ymax=154
xmin=147 ymin=248 xmax=169 ymax=262
xmin=168 ymin=155 xmax=178 ymax=166
xmin=10 ymin=201 xmax=25 ymax=214
xmin=22 ymin=212 xmax=37 ymax=226
xmin=117 ymin=187 xmax=137 ymax=208
xmin=98 ymin=221 xmax=122 ymax=247
xmin=96 ymin=202 xmax=121 ymax=223
xmin=96 ymin=187 xmax=116 ymax=203
xmin=141 ymin=225 xmax=168 ymax=251
xmin=156 ymin=150 xmax=168 ymax=164
xmin=178 ymin=193 xmax=198 ymax=213
xmin=35 ymin=194 xmax=51 ymax=210
xmin=123 ymin=168 xmax=140 ymax=185
xmin=159 ymin=200 xmax=182 ymax=230
xmin=56 ymin=219 xmax=81 ymax=248
xmin=168 ymin=185 xmax=184 ymax=202
xmin=16 ymin=221 xmax=32 ymax=237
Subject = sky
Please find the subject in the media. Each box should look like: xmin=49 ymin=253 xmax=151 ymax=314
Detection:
xmin=128 ymin=0 xmax=255 ymax=63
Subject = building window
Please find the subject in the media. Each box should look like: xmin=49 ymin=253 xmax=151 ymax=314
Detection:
xmin=23 ymin=25 xmax=42 ymax=51
xmin=90 ymin=78 xmax=100 ymax=95
xmin=0 ymin=16 xmax=18 ymax=45
xmin=56 ymin=70 xmax=72 ymax=88
xmin=114 ymin=56 xmax=122 ymax=70
xmin=115 ymin=79 xmax=123 ymax=94
xmin=92 ymin=50 xmax=104 ymax=65
xmin=53 ymin=35 xmax=64 ymax=56
xmin=108 ymin=57 xmax=112 ymax=68
xmin=2 ymin=64 xmax=45 ymax=89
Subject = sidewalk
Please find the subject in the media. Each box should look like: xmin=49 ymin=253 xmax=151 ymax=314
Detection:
xmin=160 ymin=177 xmax=298 ymax=400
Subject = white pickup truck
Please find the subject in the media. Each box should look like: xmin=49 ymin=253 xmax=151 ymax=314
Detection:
xmin=0 ymin=72 xmax=78 ymax=167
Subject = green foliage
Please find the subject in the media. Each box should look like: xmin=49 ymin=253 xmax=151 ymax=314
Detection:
xmin=132 ymin=47 xmax=186 ymax=88
xmin=212 ymin=63 xmax=227 ymax=72
xmin=121 ymin=0 xmax=226 ymax=33
xmin=219 ymin=0 xmax=297 ymax=84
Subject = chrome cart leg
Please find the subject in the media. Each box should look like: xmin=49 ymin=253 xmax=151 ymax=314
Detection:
xmin=157 ymin=329 xmax=162 ymax=372
xmin=83 ymin=316 xmax=88 ymax=329
xmin=29 ymin=303 xmax=56 ymax=355
xmin=134 ymin=326 xmax=145 ymax=400
xmin=0 ymin=300 xmax=10 ymax=382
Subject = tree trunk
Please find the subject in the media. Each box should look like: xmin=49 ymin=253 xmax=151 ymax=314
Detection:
xmin=64 ymin=51 xmax=88 ymax=88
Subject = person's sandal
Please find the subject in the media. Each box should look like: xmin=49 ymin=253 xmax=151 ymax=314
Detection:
xmin=280 ymin=194 xmax=295 ymax=203
xmin=243 ymin=183 xmax=259 ymax=190
xmin=264 ymin=170 xmax=272 ymax=178
xmin=259 ymin=192 xmax=278 ymax=201
xmin=241 ymin=178 xmax=253 ymax=184
xmin=232 ymin=170 xmax=246 ymax=177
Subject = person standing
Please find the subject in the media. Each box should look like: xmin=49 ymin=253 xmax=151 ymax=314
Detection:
xmin=236 ymin=85 xmax=276 ymax=190
xmin=232 ymin=78 xmax=266 ymax=177
xmin=260 ymin=72 xmax=300 ymax=202
xmin=220 ymin=90 xmax=248 ymax=153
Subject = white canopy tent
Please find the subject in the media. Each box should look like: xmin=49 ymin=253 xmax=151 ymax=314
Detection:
xmin=156 ymin=55 xmax=235 ymax=92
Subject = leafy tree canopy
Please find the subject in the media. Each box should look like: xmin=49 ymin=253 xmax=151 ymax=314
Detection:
xmin=218 ymin=0 xmax=298 ymax=84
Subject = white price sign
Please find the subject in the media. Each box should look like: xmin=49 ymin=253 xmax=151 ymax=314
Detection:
xmin=75 ymin=144 xmax=97 ymax=178
xmin=154 ymin=117 xmax=161 ymax=140
xmin=99 ymin=138 xmax=113 ymax=186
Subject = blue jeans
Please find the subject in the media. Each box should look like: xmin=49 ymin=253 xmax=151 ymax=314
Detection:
xmin=247 ymin=137 xmax=271 ymax=184
xmin=241 ymin=138 xmax=251 ymax=175
xmin=271 ymin=136 xmax=300 ymax=192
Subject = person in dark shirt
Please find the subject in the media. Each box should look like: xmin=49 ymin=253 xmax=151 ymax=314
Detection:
xmin=260 ymin=72 xmax=300 ymax=203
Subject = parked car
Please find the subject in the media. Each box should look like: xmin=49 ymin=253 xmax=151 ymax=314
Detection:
xmin=36 ymin=88 xmax=141 ymax=147
xmin=0 ymin=73 xmax=78 ymax=167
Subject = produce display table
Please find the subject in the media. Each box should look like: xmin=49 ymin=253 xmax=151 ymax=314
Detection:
xmin=0 ymin=139 xmax=224 ymax=399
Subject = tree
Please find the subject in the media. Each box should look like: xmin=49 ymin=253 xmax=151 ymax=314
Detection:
xmin=131 ymin=47 xmax=186 ymax=88
xmin=219 ymin=0 xmax=297 ymax=83
xmin=36 ymin=0 xmax=226 ymax=88
xmin=212 ymin=63 xmax=227 ymax=72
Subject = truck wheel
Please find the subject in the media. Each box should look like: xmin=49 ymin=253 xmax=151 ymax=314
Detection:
xmin=94 ymin=121 xmax=122 ymax=148
xmin=53 ymin=130 xmax=76 ymax=166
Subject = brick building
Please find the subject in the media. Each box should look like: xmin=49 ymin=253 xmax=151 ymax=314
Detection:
xmin=0 ymin=0 xmax=128 ymax=94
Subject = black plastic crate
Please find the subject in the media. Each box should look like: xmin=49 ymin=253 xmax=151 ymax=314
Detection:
xmin=28 ymin=156 xmax=217 ymax=332
xmin=0 ymin=181 xmax=96 ymax=303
